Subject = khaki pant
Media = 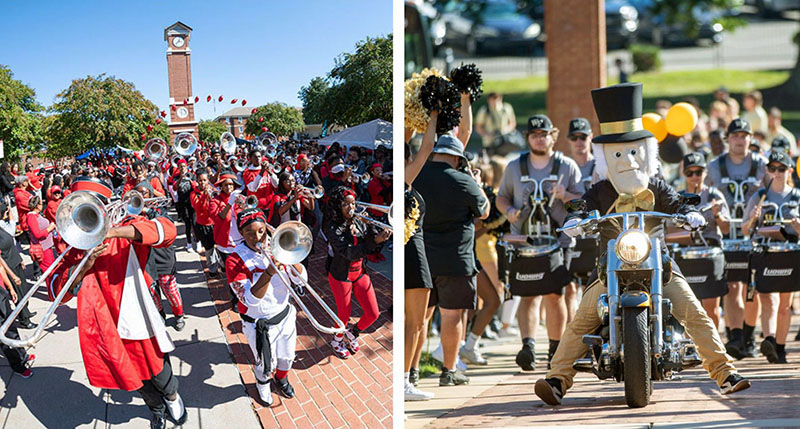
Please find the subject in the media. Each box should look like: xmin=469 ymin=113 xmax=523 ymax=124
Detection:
xmin=546 ymin=273 xmax=736 ymax=392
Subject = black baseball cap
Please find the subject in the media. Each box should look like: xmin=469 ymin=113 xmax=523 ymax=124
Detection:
xmin=768 ymin=150 xmax=792 ymax=168
xmin=568 ymin=117 xmax=592 ymax=136
xmin=527 ymin=114 xmax=553 ymax=133
xmin=682 ymin=152 xmax=707 ymax=170
xmin=771 ymin=135 xmax=791 ymax=153
xmin=727 ymin=118 xmax=752 ymax=135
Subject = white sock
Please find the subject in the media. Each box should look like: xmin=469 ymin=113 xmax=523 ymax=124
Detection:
xmin=464 ymin=332 xmax=480 ymax=351
xmin=404 ymin=372 xmax=409 ymax=383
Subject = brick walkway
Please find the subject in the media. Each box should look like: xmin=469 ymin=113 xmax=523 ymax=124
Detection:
xmin=202 ymin=238 xmax=393 ymax=428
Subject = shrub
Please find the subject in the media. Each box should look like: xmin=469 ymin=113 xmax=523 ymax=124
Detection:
xmin=630 ymin=44 xmax=662 ymax=73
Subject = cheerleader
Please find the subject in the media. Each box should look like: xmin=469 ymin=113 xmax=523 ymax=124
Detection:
xmin=742 ymin=150 xmax=800 ymax=364
xmin=324 ymin=186 xmax=391 ymax=359
xmin=226 ymin=208 xmax=301 ymax=405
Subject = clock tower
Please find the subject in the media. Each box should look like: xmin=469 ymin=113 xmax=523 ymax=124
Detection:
xmin=164 ymin=22 xmax=198 ymax=140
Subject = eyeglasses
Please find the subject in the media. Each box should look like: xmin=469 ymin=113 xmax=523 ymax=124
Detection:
xmin=568 ymin=134 xmax=588 ymax=141
xmin=767 ymin=165 xmax=788 ymax=173
xmin=684 ymin=169 xmax=704 ymax=177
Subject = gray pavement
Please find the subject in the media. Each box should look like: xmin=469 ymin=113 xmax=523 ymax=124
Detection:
xmin=0 ymin=238 xmax=260 ymax=428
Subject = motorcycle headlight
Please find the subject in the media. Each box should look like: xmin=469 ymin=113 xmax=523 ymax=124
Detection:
xmin=615 ymin=230 xmax=651 ymax=265
xmin=523 ymin=23 xmax=541 ymax=39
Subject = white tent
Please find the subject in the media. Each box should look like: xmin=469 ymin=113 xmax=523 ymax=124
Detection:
xmin=317 ymin=119 xmax=392 ymax=149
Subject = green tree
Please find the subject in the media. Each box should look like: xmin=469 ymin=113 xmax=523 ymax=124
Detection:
xmin=198 ymin=119 xmax=229 ymax=144
xmin=298 ymin=76 xmax=330 ymax=124
xmin=244 ymin=102 xmax=305 ymax=137
xmin=0 ymin=65 xmax=44 ymax=160
xmin=47 ymin=74 xmax=167 ymax=158
xmin=322 ymin=35 xmax=392 ymax=126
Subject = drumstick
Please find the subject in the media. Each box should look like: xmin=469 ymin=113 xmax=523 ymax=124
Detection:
xmin=548 ymin=175 xmax=564 ymax=209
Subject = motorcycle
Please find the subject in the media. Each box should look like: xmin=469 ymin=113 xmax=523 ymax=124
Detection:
xmin=557 ymin=195 xmax=705 ymax=408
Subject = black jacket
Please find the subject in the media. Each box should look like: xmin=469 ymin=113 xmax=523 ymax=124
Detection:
xmin=325 ymin=217 xmax=380 ymax=281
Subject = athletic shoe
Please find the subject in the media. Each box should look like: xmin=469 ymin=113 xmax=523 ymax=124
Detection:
xmin=150 ymin=414 xmax=166 ymax=429
xmin=776 ymin=349 xmax=788 ymax=364
xmin=175 ymin=315 xmax=186 ymax=331
xmin=534 ymin=378 xmax=563 ymax=405
xmin=185 ymin=244 xmax=194 ymax=253
xmin=256 ymin=380 xmax=273 ymax=405
xmin=439 ymin=369 xmax=469 ymax=386
xmin=344 ymin=326 xmax=360 ymax=354
xmin=274 ymin=377 xmax=295 ymax=399
xmin=194 ymin=242 xmax=202 ymax=253
xmin=516 ymin=344 xmax=536 ymax=371
xmin=404 ymin=381 xmax=434 ymax=401
xmin=720 ymin=373 xmax=750 ymax=394
xmin=498 ymin=326 xmax=519 ymax=337
xmin=164 ymin=393 xmax=187 ymax=424
xmin=18 ymin=321 xmax=36 ymax=329
xmin=17 ymin=368 xmax=32 ymax=378
xmin=409 ymin=367 xmax=420 ymax=386
xmin=26 ymin=354 xmax=36 ymax=367
xmin=331 ymin=337 xmax=351 ymax=359
xmin=743 ymin=339 xmax=758 ymax=358
xmin=208 ymin=271 xmax=219 ymax=279
xmin=725 ymin=337 xmax=744 ymax=360
xmin=431 ymin=343 xmax=468 ymax=371
xmin=761 ymin=336 xmax=779 ymax=363
xmin=459 ymin=345 xmax=487 ymax=366
xmin=481 ymin=328 xmax=498 ymax=341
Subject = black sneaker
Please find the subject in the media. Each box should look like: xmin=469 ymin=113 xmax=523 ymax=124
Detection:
xmin=776 ymin=349 xmax=788 ymax=364
xmin=743 ymin=338 xmax=758 ymax=358
xmin=274 ymin=377 xmax=295 ymax=398
xmin=725 ymin=338 xmax=744 ymax=360
xmin=516 ymin=344 xmax=536 ymax=371
xmin=439 ymin=369 xmax=469 ymax=386
xmin=409 ymin=367 xmax=420 ymax=387
xmin=534 ymin=378 xmax=563 ymax=405
xmin=150 ymin=414 xmax=166 ymax=429
xmin=761 ymin=336 xmax=778 ymax=363
xmin=720 ymin=373 xmax=750 ymax=395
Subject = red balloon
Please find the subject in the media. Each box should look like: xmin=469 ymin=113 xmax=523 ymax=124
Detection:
xmin=261 ymin=127 xmax=267 ymax=132
xmin=207 ymin=95 xmax=212 ymax=102
xmin=241 ymin=100 xmax=247 ymax=106
xmin=146 ymin=124 xmax=153 ymax=132
xmin=141 ymin=133 xmax=146 ymax=141
xmin=160 ymin=110 xmax=166 ymax=117
xmin=155 ymin=118 xmax=162 ymax=125
xmin=171 ymin=105 xmax=177 ymax=111
xmin=194 ymin=96 xmax=199 ymax=103
xmin=251 ymin=108 xmax=257 ymax=114
xmin=183 ymin=99 xmax=188 ymax=105
xmin=218 ymin=95 xmax=223 ymax=102
xmin=231 ymin=98 xmax=238 ymax=104
xmin=258 ymin=117 xmax=264 ymax=122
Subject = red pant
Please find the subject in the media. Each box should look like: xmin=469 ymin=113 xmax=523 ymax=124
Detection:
xmin=148 ymin=274 xmax=184 ymax=316
xmin=328 ymin=269 xmax=379 ymax=331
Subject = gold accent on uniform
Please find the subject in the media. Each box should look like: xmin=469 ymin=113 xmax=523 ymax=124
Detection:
xmin=599 ymin=118 xmax=644 ymax=135
xmin=608 ymin=189 xmax=656 ymax=214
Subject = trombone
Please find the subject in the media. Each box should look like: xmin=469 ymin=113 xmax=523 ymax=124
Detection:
xmin=354 ymin=202 xmax=393 ymax=230
xmin=257 ymin=221 xmax=346 ymax=335
xmin=0 ymin=190 xmax=171 ymax=348
xmin=300 ymin=185 xmax=324 ymax=199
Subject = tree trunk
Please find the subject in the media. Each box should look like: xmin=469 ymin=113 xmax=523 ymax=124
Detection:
xmin=761 ymin=54 xmax=800 ymax=110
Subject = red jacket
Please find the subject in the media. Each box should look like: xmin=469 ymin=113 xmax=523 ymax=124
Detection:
xmin=13 ymin=188 xmax=32 ymax=232
xmin=209 ymin=192 xmax=239 ymax=250
xmin=190 ymin=189 xmax=214 ymax=226
xmin=26 ymin=172 xmax=42 ymax=190
xmin=44 ymin=199 xmax=60 ymax=224
xmin=47 ymin=216 xmax=177 ymax=391
xmin=122 ymin=177 xmax=165 ymax=197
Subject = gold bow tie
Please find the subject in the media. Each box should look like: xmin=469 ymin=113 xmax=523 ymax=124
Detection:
xmin=612 ymin=189 xmax=655 ymax=213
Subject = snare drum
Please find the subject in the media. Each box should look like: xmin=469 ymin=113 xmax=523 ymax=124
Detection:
xmin=496 ymin=236 xmax=568 ymax=296
xmin=673 ymin=246 xmax=727 ymax=299
xmin=752 ymin=242 xmax=800 ymax=293
xmin=722 ymin=239 xmax=752 ymax=283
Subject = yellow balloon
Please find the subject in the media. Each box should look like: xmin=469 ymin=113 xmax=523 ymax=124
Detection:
xmin=642 ymin=112 xmax=667 ymax=142
xmin=665 ymin=102 xmax=698 ymax=136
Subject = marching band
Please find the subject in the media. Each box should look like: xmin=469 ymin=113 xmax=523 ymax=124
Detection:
xmin=0 ymin=130 xmax=393 ymax=428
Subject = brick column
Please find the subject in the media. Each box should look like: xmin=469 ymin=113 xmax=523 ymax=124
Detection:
xmin=545 ymin=0 xmax=606 ymax=154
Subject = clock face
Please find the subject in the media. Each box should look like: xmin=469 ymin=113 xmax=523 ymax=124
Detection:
xmin=177 ymin=107 xmax=189 ymax=119
xmin=172 ymin=36 xmax=185 ymax=48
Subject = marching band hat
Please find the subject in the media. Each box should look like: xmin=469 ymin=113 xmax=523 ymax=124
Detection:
xmin=682 ymin=152 xmax=707 ymax=170
xmin=237 ymin=207 xmax=266 ymax=230
xmin=176 ymin=159 xmax=188 ymax=166
xmin=568 ymin=117 xmax=592 ymax=136
xmin=432 ymin=134 xmax=467 ymax=160
xmin=71 ymin=176 xmax=113 ymax=204
xmin=727 ymin=118 xmax=752 ymax=135
xmin=215 ymin=170 xmax=240 ymax=187
xmin=369 ymin=162 xmax=382 ymax=172
xmin=590 ymin=83 xmax=654 ymax=144
xmin=768 ymin=150 xmax=792 ymax=168
xmin=526 ymin=114 xmax=553 ymax=134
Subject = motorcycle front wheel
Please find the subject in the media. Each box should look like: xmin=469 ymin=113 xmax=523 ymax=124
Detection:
xmin=623 ymin=306 xmax=652 ymax=408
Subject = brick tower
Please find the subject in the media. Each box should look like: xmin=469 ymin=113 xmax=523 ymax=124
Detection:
xmin=164 ymin=22 xmax=199 ymax=141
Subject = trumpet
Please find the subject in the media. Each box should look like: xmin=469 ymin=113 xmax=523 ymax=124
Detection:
xmin=352 ymin=172 xmax=371 ymax=184
xmin=311 ymin=155 xmax=322 ymax=165
xmin=300 ymin=185 xmax=324 ymax=199
xmin=257 ymin=221 xmax=346 ymax=335
xmin=245 ymin=194 xmax=259 ymax=209
xmin=220 ymin=132 xmax=237 ymax=154
xmin=144 ymin=138 xmax=168 ymax=162
xmin=0 ymin=190 xmax=172 ymax=348
xmin=174 ymin=133 xmax=198 ymax=157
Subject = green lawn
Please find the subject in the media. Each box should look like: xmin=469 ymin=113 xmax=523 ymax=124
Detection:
xmin=472 ymin=69 xmax=795 ymax=149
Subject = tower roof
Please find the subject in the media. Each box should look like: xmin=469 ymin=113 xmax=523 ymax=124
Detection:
xmin=164 ymin=21 xmax=193 ymax=41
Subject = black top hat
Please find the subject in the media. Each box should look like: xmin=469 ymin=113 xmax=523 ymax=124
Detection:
xmin=590 ymin=83 xmax=654 ymax=144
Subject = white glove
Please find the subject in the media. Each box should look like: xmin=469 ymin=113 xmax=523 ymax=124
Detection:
xmin=685 ymin=211 xmax=706 ymax=230
xmin=228 ymin=190 xmax=241 ymax=205
xmin=561 ymin=218 xmax=583 ymax=238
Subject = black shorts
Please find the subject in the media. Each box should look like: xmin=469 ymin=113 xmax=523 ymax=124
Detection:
xmin=428 ymin=275 xmax=477 ymax=310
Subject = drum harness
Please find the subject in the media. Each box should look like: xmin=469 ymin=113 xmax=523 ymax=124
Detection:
xmin=518 ymin=150 xmax=562 ymax=237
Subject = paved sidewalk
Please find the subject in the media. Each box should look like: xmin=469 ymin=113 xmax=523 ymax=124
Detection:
xmin=0 ymin=237 xmax=259 ymax=428
xmin=406 ymin=319 xmax=800 ymax=428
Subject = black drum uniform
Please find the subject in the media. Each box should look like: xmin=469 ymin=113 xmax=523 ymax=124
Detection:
xmin=745 ymin=187 xmax=800 ymax=293
xmin=566 ymin=158 xmax=598 ymax=284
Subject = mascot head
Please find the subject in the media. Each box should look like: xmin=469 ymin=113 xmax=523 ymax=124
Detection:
xmin=590 ymin=83 xmax=659 ymax=195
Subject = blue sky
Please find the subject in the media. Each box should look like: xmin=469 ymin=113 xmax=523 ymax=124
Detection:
xmin=0 ymin=0 xmax=392 ymax=121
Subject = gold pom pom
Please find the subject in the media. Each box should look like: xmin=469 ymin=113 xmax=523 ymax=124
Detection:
xmin=404 ymin=198 xmax=421 ymax=245
xmin=404 ymin=67 xmax=446 ymax=133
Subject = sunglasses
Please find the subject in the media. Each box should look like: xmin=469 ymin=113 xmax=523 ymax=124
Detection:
xmin=568 ymin=134 xmax=588 ymax=141
xmin=767 ymin=165 xmax=788 ymax=173
xmin=684 ymin=169 xmax=704 ymax=177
